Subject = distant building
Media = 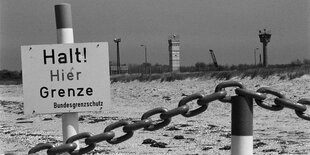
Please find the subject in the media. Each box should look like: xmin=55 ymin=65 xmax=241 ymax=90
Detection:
xmin=168 ymin=34 xmax=180 ymax=72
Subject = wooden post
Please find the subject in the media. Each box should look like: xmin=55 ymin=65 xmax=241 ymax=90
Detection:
xmin=54 ymin=3 xmax=79 ymax=148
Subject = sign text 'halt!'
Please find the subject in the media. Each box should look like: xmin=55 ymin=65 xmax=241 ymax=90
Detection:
xmin=21 ymin=42 xmax=111 ymax=114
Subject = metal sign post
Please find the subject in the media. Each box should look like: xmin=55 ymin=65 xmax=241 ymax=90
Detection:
xmin=23 ymin=3 xmax=110 ymax=154
xmin=55 ymin=3 xmax=79 ymax=148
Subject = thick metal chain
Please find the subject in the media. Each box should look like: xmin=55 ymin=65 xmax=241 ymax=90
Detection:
xmin=28 ymin=81 xmax=310 ymax=155
xmin=295 ymin=98 xmax=310 ymax=120
xmin=254 ymin=87 xmax=285 ymax=111
xmin=215 ymin=81 xmax=245 ymax=102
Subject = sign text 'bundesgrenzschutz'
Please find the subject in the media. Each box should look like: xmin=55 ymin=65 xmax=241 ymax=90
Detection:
xmin=21 ymin=42 xmax=111 ymax=114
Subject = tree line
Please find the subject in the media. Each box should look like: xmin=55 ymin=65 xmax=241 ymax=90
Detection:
xmin=1 ymin=58 xmax=310 ymax=81
xmin=125 ymin=58 xmax=310 ymax=74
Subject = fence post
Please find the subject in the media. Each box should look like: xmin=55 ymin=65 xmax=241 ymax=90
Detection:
xmin=231 ymin=95 xmax=253 ymax=155
xmin=54 ymin=3 xmax=79 ymax=148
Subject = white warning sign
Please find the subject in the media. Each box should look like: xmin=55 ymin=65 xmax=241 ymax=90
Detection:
xmin=21 ymin=42 xmax=111 ymax=114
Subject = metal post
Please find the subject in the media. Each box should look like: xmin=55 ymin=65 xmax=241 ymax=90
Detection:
xmin=141 ymin=45 xmax=147 ymax=74
xmin=254 ymin=48 xmax=258 ymax=66
xmin=55 ymin=3 xmax=79 ymax=148
xmin=231 ymin=96 xmax=253 ymax=155
xmin=144 ymin=46 xmax=147 ymax=64
xmin=114 ymin=38 xmax=121 ymax=74
xmin=144 ymin=46 xmax=148 ymax=74
xmin=116 ymin=42 xmax=120 ymax=74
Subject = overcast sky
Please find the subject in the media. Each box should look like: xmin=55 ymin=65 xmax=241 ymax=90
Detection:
xmin=1 ymin=0 xmax=310 ymax=70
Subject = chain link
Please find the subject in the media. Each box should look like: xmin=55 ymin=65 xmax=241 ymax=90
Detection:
xmin=255 ymin=87 xmax=285 ymax=111
xmin=66 ymin=132 xmax=95 ymax=155
xmin=295 ymin=98 xmax=310 ymax=120
xmin=123 ymin=118 xmax=152 ymax=132
xmin=178 ymin=93 xmax=206 ymax=117
xmin=141 ymin=107 xmax=172 ymax=131
xmin=28 ymin=81 xmax=310 ymax=154
xmin=28 ymin=143 xmax=54 ymax=155
xmin=104 ymin=120 xmax=134 ymax=144
xmin=274 ymin=98 xmax=307 ymax=112
xmin=84 ymin=131 xmax=114 ymax=145
xmin=160 ymin=105 xmax=189 ymax=119
xmin=47 ymin=143 xmax=77 ymax=155
xmin=215 ymin=81 xmax=245 ymax=102
xmin=197 ymin=91 xmax=227 ymax=106
xmin=235 ymin=88 xmax=266 ymax=100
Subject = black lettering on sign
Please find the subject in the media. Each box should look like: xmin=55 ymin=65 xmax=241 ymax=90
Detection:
xmin=39 ymin=86 xmax=93 ymax=98
xmin=40 ymin=86 xmax=48 ymax=98
xmin=43 ymin=49 xmax=55 ymax=64
xmin=50 ymin=69 xmax=82 ymax=82
xmin=86 ymin=87 xmax=93 ymax=96
xmin=58 ymin=53 xmax=67 ymax=63
xmin=43 ymin=48 xmax=87 ymax=65
xmin=77 ymin=88 xmax=84 ymax=96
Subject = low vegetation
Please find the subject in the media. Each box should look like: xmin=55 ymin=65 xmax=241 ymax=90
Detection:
xmin=1 ymin=59 xmax=310 ymax=84
xmin=110 ymin=59 xmax=310 ymax=82
xmin=110 ymin=65 xmax=310 ymax=83
xmin=0 ymin=70 xmax=22 ymax=85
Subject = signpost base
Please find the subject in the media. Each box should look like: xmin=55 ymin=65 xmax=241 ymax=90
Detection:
xmin=62 ymin=112 xmax=79 ymax=148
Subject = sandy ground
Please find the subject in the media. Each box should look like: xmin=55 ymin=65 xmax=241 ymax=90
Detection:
xmin=1 ymin=76 xmax=310 ymax=154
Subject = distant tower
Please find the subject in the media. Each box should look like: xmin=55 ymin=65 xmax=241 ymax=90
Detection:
xmin=258 ymin=29 xmax=271 ymax=67
xmin=168 ymin=34 xmax=180 ymax=72
xmin=114 ymin=38 xmax=121 ymax=74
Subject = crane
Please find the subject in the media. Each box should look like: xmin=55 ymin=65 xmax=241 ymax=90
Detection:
xmin=209 ymin=49 xmax=219 ymax=69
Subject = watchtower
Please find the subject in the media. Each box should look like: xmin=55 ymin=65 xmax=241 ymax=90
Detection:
xmin=168 ymin=34 xmax=180 ymax=72
xmin=258 ymin=29 xmax=271 ymax=67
